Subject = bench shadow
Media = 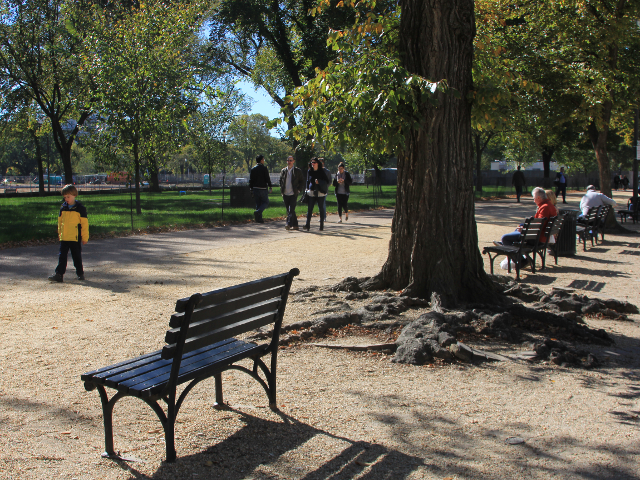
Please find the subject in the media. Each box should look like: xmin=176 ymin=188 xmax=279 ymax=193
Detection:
xmin=135 ymin=410 xmax=424 ymax=480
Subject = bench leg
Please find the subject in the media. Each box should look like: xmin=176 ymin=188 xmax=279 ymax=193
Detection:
xmin=213 ymin=373 xmax=225 ymax=409
xmin=96 ymin=386 xmax=124 ymax=459
xmin=268 ymin=353 xmax=278 ymax=408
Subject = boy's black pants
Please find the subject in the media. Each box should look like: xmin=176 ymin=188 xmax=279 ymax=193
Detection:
xmin=55 ymin=241 xmax=84 ymax=276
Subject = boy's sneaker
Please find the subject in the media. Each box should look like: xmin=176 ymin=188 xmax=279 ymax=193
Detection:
xmin=77 ymin=274 xmax=85 ymax=281
xmin=48 ymin=273 xmax=63 ymax=283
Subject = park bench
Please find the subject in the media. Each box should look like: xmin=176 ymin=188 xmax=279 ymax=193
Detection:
xmin=597 ymin=205 xmax=613 ymax=242
xmin=81 ymin=268 xmax=299 ymax=463
xmin=482 ymin=217 xmax=546 ymax=281
xmin=576 ymin=206 xmax=600 ymax=251
xmin=535 ymin=215 xmax=565 ymax=270
xmin=618 ymin=198 xmax=640 ymax=224
xmin=3 ymin=188 xmax=17 ymax=195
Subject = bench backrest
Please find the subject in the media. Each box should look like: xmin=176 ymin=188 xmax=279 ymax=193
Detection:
xmin=547 ymin=215 xmax=564 ymax=240
xmin=519 ymin=217 xmax=546 ymax=245
xmin=162 ymin=268 xmax=299 ymax=361
xmin=583 ymin=206 xmax=600 ymax=225
xmin=597 ymin=204 xmax=611 ymax=224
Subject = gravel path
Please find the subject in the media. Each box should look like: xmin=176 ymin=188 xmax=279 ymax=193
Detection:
xmin=1 ymin=191 xmax=639 ymax=480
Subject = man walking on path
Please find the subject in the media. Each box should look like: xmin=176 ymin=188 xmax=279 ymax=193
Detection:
xmin=249 ymin=155 xmax=272 ymax=223
xmin=511 ymin=166 xmax=526 ymax=202
xmin=279 ymin=156 xmax=305 ymax=230
xmin=555 ymin=167 xmax=568 ymax=204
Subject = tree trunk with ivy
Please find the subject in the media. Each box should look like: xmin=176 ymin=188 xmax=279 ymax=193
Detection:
xmin=363 ymin=0 xmax=497 ymax=305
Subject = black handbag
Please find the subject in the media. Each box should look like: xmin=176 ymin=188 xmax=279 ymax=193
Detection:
xmin=300 ymin=191 xmax=309 ymax=204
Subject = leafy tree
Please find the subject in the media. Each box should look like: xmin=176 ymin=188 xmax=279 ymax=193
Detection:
xmin=190 ymin=86 xmax=247 ymax=193
xmin=490 ymin=0 xmax=640 ymax=197
xmin=227 ymin=113 xmax=275 ymax=172
xmin=82 ymin=0 xmax=204 ymax=212
xmin=292 ymin=0 xmax=494 ymax=303
xmin=206 ymin=0 xmax=370 ymax=167
xmin=0 ymin=0 xmax=93 ymax=183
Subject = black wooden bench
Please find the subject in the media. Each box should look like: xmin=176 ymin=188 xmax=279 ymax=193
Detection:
xmin=81 ymin=268 xmax=299 ymax=462
xmin=482 ymin=217 xmax=546 ymax=281
xmin=535 ymin=215 xmax=565 ymax=270
xmin=619 ymin=198 xmax=640 ymax=224
xmin=3 ymin=188 xmax=17 ymax=195
xmin=576 ymin=206 xmax=600 ymax=251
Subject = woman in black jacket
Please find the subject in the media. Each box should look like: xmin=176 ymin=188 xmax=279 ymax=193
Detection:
xmin=303 ymin=158 xmax=329 ymax=231
xmin=333 ymin=162 xmax=353 ymax=222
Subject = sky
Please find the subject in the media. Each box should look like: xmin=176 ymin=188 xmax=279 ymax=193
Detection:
xmin=237 ymin=79 xmax=282 ymax=122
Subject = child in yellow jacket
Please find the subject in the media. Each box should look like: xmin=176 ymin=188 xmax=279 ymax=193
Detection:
xmin=48 ymin=184 xmax=89 ymax=282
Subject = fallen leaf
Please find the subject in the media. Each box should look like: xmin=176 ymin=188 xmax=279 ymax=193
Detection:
xmin=148 ymin=429 xmax=161 ymax=434
xmin=60 ymin=431 xmax=71 ymax=435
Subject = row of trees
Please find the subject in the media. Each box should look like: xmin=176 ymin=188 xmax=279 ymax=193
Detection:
xmin=2 ymin=0 xmax=639 ymax=301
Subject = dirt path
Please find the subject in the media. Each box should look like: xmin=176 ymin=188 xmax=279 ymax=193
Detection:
xmin=1 ymin=192 xmax=639 ymax=480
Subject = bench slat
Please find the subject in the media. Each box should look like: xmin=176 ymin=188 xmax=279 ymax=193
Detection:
xmin=174 ymin=273 xmax=289 ymax=313
xmin=163 ymin=311 xmax=277 ymax=359
xmin=170 ymin=286 xmax=285 ymax=328
xmin=127 ymin=341 xmax=261 ymax=397
xmin=165 ymin=298 xmax=281 ymax=344
xmin=81 ymin=350 xmax=161 ymax=379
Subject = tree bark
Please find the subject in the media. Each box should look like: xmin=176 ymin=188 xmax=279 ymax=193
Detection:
xmin=541 ymin=146 xmax=554 ymax=188
xmin=364 ymin=0 xmax=497 ymax=305
xmin=587 ymin=106 xmax=613 ymax=198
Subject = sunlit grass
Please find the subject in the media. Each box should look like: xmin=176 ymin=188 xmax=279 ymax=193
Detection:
xmin=0 ymin=185 xmax=397 ymax=244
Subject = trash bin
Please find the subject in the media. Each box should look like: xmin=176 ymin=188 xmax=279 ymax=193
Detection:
xmin=557 ymin=209 xmax=579 ymax=256
xmin=229 ymin=186 xmax=255 ymax=208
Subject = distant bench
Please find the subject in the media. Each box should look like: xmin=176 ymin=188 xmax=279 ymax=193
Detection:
xmin=3 ymin=188 xmax=17 ymax=195
xmin=81 ymin=268 xmax=299 ymax=462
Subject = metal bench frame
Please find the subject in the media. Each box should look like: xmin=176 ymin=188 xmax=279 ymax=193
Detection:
xmin=482 ymin=217 xmax=546 ymax=281
xmin=81 ymin=268 xmax=299 ymax=462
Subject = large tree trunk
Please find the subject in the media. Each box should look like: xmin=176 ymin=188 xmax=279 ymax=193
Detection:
xmin=541 ymin=146 xmax=554 ymax=188
xmin=365 ymin=0 xmax=497 ymax=305
xmin=29 ymin=129 xmax=45 ymax=195
xmin=474 ymin=133 xmax=483 ymax=194
xmin=587 ymin=105 xmax=613 ymax=198
xmin=133 ymin=140 xmax=142 ymax=214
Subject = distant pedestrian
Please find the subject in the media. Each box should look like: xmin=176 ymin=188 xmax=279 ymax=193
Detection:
xmin=333 ymin=162 xmax=353 ymax=222
xmin=511 ymin=166 xmax=526 ymax=202
xmin=249 ymin=154 xmax=272 ymax=223
xmin=318 ymin=158 xmax=331 ymax=221
xmin=48 ymin=184 xmax=89 ymax=282
xmin=279 ymin=156 xmax=305 ymax=230
xmin=554 ymin=167 xmax=567 ymax=204
xmin=303 ymin=157 xmax=329 ymax=231
xmin=613 ymin=175 xmax=621 ymax=190
xmin=622 ymin=175 xmax=630 ymax=191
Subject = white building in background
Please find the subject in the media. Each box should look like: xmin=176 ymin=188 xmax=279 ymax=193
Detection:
xmin=490 ymin=160 xmax=561 ymax=171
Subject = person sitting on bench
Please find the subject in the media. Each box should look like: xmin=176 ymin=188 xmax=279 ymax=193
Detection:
xmin=578 ymin=185 xmax=617 ymax=221
xmin=496 ymin=187 xmax=557 ymax=246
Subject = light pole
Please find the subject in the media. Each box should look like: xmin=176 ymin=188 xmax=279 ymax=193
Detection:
xmin=221 ymin=132 xmax=228 ymax=221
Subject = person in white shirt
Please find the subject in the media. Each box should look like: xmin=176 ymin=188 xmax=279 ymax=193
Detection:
xmin=578 ymin=185 xmax=617 ymax=220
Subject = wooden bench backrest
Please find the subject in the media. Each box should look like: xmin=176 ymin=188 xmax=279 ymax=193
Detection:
xmin=162 ymin=268 xmax=299 ymax=360
xmin=547 ymin=215 xmax=564 ymax=239
xmin=520 ymin=217 xmax=546 ymax=244
xmin=583 ymin=207 xmax=600 ymax=225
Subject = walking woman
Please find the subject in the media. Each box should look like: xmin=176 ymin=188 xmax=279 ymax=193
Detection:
xmin=303 ymin=158 xmax=329 ymax=231
xmin=333 ymin=162 xmax=353 ymax=223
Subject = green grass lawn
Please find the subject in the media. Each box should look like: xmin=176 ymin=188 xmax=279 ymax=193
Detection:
xmin=0 ymin=185 xmax=397 ymax=244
